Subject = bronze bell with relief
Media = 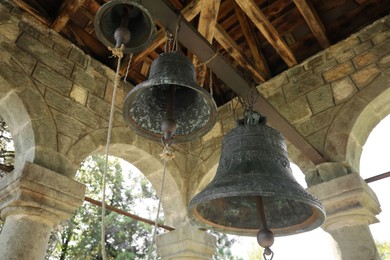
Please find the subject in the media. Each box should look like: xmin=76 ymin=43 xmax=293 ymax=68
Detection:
xmin=94 ymin=0 xmax=156 ymax=53
xmin=189 ymin=111 xmax=325 ymax=240
xmin=123 ymin=52 xmax=218 ymax=143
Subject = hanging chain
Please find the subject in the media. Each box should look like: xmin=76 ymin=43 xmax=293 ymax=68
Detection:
xmin=164 ymin=30 xmax=174 ymax=53
xmin=101 ymin=44 xmax=125 ymax=260
xmin=263 ymin=248 xmax=274 ymax=260
xmin=172 ymin=13 xmax=182 ymax=52
xmin=146 ymin=142 xmax=175 ymax=259
xmin=209 ymin=69 xmax=213 ymax=98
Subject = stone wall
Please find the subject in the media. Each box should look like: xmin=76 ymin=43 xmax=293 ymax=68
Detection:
xmin=0 ymin=2 xmax=189 ymax=227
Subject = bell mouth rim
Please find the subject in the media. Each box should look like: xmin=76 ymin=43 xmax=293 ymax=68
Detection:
xmin=188 ymin=192 xmax=326 ymax=237
xmin=123 ymin=80 xmax=218 ymax=143
xmin=94 ymin=0 xmax=156 ymax=54
xmin=189 ymin=203 xmax=324 ymax=237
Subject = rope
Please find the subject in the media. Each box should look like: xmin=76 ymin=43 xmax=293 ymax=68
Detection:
xmin=101 ymin=44 xmax=124 ymax=260
xmin=172 ymin=14 xmax=182 ymax=52
xmin=195 ymin=52 xmax=218 ymax=68
xmin=146 ymin=144 xmax=175 ymax=259
xmin=209 ymin=69 xmax=213 ymax=97
xmin=123 ymin=53 xmax=134 ymax=83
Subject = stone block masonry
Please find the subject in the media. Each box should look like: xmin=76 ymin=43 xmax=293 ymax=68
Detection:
xmin=256 ymin=14 xmax=390 ymax=158
xmin=0 ymin=4 xmax=129 ymax=156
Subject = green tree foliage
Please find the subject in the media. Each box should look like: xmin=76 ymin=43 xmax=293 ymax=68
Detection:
xmin=213 ymin=232 xmax=244 ymax=260
xmin=0 ymin=116 xmax=14 ymax=177
xmin=46 ymin=155 xmax=160 ymax=259
xmin=377 ymin=241 xmax=390 ymax=260
xmin=45 ymin=155 xmax=240 ymax=259
xmin=247 ymin=242 xmax=264 ymax=260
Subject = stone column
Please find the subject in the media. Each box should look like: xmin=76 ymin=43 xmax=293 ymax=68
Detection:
xmin=0 ymin=162 xmax=85 ymax=260
xmin=156 ymin=225 xmax=217 ymax=259
xmin=308 ymin=167 xmax=381 ymax=260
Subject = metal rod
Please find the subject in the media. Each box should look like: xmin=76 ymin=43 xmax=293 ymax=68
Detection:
xmin=255 ymin=196 xmax=268 ymax=230
xmin=365 ymin=171 xmax=390 ymax=183
xmin=166 ymin=86 xmax=176 ymax=120
xmin=84 ymin=196 xmax=175 ymax=231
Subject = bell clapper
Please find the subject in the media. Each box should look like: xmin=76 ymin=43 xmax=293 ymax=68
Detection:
xmin=256 ymin=196 xmax=275 ymax=260
xmin=161 ymin=86 xmax=177 ymax=143
xmin=114 ymin=6 xmax=131 ymax=48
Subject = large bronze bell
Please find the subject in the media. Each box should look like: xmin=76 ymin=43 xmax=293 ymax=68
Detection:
xmin=123 ymin=52 xmax=218 ymax=143
xmin=189 ymin=112 xmax=325 ymax=238
xmin=94 ymin=0 xmax=156 ymax=53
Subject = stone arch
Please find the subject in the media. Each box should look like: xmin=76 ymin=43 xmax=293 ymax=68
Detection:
xmin=67 ymin=126 xmax=189 ymax=227
xmin=0 ymin=60 xmax=59 ymax=173
xmin=187 ymin=146 xmax=221 ymax=200
xmin=324 ymin=67 xmax=390 ymax=172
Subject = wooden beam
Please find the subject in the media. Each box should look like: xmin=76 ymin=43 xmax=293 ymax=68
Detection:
xmin=12 ymin=0 xmax=50 ymax=24
xmin=195 ymin=0 xmax=221 ymax=86
xmin=182 ymin=0 xmax=203 ymax=21
xmin=234 ymin=3 xmax=271 ymax=79
xmin=235 ymin=0 xmax=297 ymax=67
xmin=67 ymin=20 xmax=111 ymax=58
xmin=119 ymin=29 xmax=166 ymax=75
xmin=120 ymin=0 xmax=202 ymax=77
xmin=51 ymin=0 xmax=86 ymax=32
xmin=214 ymin=24 xmax=266 ymax=83
xmin=85 ymin=196 xmax=174 ymax=231
xmin=293 ymin=0 xmax=330 ymax=48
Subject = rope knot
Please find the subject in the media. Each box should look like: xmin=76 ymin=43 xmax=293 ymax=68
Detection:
xmin=108 ymin=44 xmax=125 ymax=59
xmin=160 ymin=145 xmax=175 ymax=160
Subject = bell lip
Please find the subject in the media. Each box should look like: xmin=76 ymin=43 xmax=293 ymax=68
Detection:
xmin=188 ymin=192 xmax=326 ymax=237
xmin=189 ymin=203 xmax=325 ymax=237
xmin=94 ymin=0 xmax=156 ymax=54
xmin=123 ymin=79 xmax=218 ymax=143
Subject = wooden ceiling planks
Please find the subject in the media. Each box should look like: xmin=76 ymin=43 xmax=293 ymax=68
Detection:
xmin=234 ymin=3 xmax=271 ymax=79
xmin=214 ymin=24 xmax=266 ymax=83
xmin=10 ymin=0 xmax=390 ymax=105
xmin=235 ymin=0 xmax=297 ymax=67
xmin=293 ymin=0 xmax=330 ymax=48
xmin=195 ymin=0 xmax=221 ymax=86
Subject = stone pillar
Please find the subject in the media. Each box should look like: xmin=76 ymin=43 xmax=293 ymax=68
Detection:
xmin=0 ymin=162 xmax=85 ymax=260
xmin=308 ymin=169 xmax=381 ymax=260
xmin=156 ymin=225 xmax=217 ymax=259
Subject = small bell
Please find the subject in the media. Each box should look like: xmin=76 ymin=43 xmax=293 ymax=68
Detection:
xmin=123 ymin=52 xmax=218 ymax=143
xmin=189 ymin=111 xmax=325 ymax=254
xmin=94 ymin=0 xmax=156 ymax=53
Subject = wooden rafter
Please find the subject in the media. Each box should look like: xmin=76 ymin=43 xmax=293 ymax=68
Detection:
xmin=119 ymin=29 xmax=166 ymax=75
xmin=51 ymin=0 xmax=86 ymax=32
xmin=67 ymin=21 xmax=111 ymax=58
xmin=214 ymin=24 xmax=266 ymax=83
xmin=293 ymin=0 xmax=330 ymax=48
xmin=234 ymin=3 xmax=271 ymax=79
xmin=12 ymin=0 xmax=50 ymax=24
xmin=182 ymin=0 xmax=203 ymax=21
xmin=195 ymin=0 xmax=221 ymax=86
xmin=235 ymin=0 xmax=297 ymax=67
